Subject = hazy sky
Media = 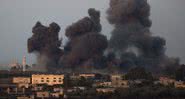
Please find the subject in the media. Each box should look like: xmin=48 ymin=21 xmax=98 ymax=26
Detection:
xmin=0 ymin=0 xmax=185 ymax=67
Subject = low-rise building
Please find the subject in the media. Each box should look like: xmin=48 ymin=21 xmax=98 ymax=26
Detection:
xmin=175 ymin=81 xmax=185 ymax=88
xmin=31 ymin=85 xmax=44 ymax=91
xmin=53 ymin=87 xmax=63 ymax=92
xmin=50 ymin=92 xmax=61 ymax=98
xmin=17 ymin=96 xmax=32 ymax=99
xmin=36 ymin=91 xmax=50 ymax=98
xmin=96 ymin=88 xmax=115 ymax=93
xmin=111 ymin=74 xmax=129 ymax=88
xmin=93 ymin=82 xmax=112 ymax=87
xmin=32 ymin=74 xmax=64 ymax=86
xmin=79 ymin=74 xmax=95 ymax=79
xmin=13 ymin=77 xmax=30 ymax=88
xmin=73 ymin=86 xmax=86 ymax=91
xmin=159 ymin=77 xmax=175 ymax=86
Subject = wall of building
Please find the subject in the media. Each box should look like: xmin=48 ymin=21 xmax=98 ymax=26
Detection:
xmin=32 ymin=74 xmax=64 ymax=86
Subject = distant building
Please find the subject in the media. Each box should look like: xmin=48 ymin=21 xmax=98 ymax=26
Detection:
xmin=50 ymin=92 xmax=62 ymax=98
xmin=36 ymin=91 xmax=50 ymax=98
xmin=96 ymin=88 xmax=115 ymax=93
xmin=79 ymin=73 xmax=95 ymax=79
xmin=17 ymin=96 xmax=32 ymax=99
xmin=111 ymin=74 xmax=129 ymax=88
xmin=12 ymin=77 xmax=30 ymax=88
xmin=175 ymin=81 xmax=185 ymax=88
xmin=159 ymin=77 xmax=175 ymax=86
xmin=32 ymin=74 xmax=64 ymax=86
xmin=93 ymin=82 xmax=112 ymax=87
xmin=31 ymin=85 xmax=44 ymax=91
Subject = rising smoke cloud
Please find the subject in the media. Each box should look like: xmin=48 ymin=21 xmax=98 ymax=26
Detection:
xmin=28 ymin=22 xmax=63 ymax=71
xmin=60 ymin=8 xmax=108 ymax=72
xmin=28 ymin=8 xmax=108 ymax=72
xmin=27 ymin=1 xmax=179 ymax=73
xmin=106 ymin=0 xmax=179 ymax=72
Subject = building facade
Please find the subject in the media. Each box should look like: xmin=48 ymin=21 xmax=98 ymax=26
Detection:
xmin=13 ymin=77 xmax=31 ymax=88
xmin=32 ymin=74 xmax=64 ymax=86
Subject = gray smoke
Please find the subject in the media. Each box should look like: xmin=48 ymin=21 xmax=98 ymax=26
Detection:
xmin=59 ymin=8 xmax=108 ymax=72
xmin=106 ymin=0 xmax=179 ymax=72
xmin=28 ymin=22 xmax=63 ymax=71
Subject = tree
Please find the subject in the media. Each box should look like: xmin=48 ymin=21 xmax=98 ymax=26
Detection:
xmin=175 ymin=64 xmax=185 ymax=81
xmin=64 ymin=74 xmax=72 ymax=88
xmin=125 ymin=67 xmax=153 ymax=80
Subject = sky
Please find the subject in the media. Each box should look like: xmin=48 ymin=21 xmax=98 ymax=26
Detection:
xmin=0 ymin=0 xmax=185 ymax=68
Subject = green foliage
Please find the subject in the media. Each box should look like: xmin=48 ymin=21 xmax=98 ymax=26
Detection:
xmin=64 ymin=74 xmax=72 ymax=88
xmin=125 ymin=67 xmax=153 ymax=80
xmin=111 ymin=85 xmax=185 ymax=98
xmin=71 ymin=77 xmax=94 ymax=87
xmin=175 ymin=64 xmax=185 ymax=81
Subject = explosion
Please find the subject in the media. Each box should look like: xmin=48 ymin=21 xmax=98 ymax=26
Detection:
xmin=27 ymin=0 xmax=179 ymax=73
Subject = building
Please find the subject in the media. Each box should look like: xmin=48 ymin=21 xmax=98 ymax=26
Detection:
xmin=79 ymin=73 xmax=95 ymax=79
xmin=50 ymin=92 xmax=62 ymax=98
xmin=31 ymin=85 xmax=44 ymax=91
xmin=32 ymin=74 xmax=64 ymax=86
xmin=111 ymin=74 xmax=129 ymax=88
xmin=159 ymin=77 xmax=176 ymax=86
xmin=93 ymin=82 xmax=112 ymax=87
xmin=96 ymin=88 xmax=115 ymax=93
xmin=36 ymin=91 xmax=50 ymax=98
xmin=175 ymin=81 xmax=185 ymax=88
xmin=111 ymin=75 xmax=123 ymax=82
xmin=13 ymin=77 xmax=30 ymax=88
xmin=17 ymin=96 xmax=32 ymax=99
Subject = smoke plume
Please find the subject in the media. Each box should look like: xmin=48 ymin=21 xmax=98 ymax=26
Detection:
xmin=106 ymin=0 xmax=179 ymax=72
xmin=28 ymin=22 xmax=63 ymax=71
xmin=28 ymin=8 xmax=108 ymax=72
xmin=60 ymin=8 xmax=108 ymax=72
xmin=27 ymin=1 xmax=179 ymax=73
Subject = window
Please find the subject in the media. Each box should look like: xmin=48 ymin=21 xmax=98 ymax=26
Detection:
xmin=58 ymin=80 xmax=62 ymax=82
xmin=41 ymin=80 xmax=44 ymax=82
xmin=46 ymin=80 xmax=49 ymax=82
xmin=53 ymin=80 xmax=56 ymax=82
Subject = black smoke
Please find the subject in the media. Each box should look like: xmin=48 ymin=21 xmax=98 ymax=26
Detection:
xmin=28 ymin=22 xmax=63 ymax=71
xmin=106 ymin=0 xmax=179 ymax=72
xmin=27 ymin=1 xmax=180 ymax=73
xmin=60 ymin=8 xmax=108 ymax=72
xmin=28 ymin=8 xmax=108 ymax=72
